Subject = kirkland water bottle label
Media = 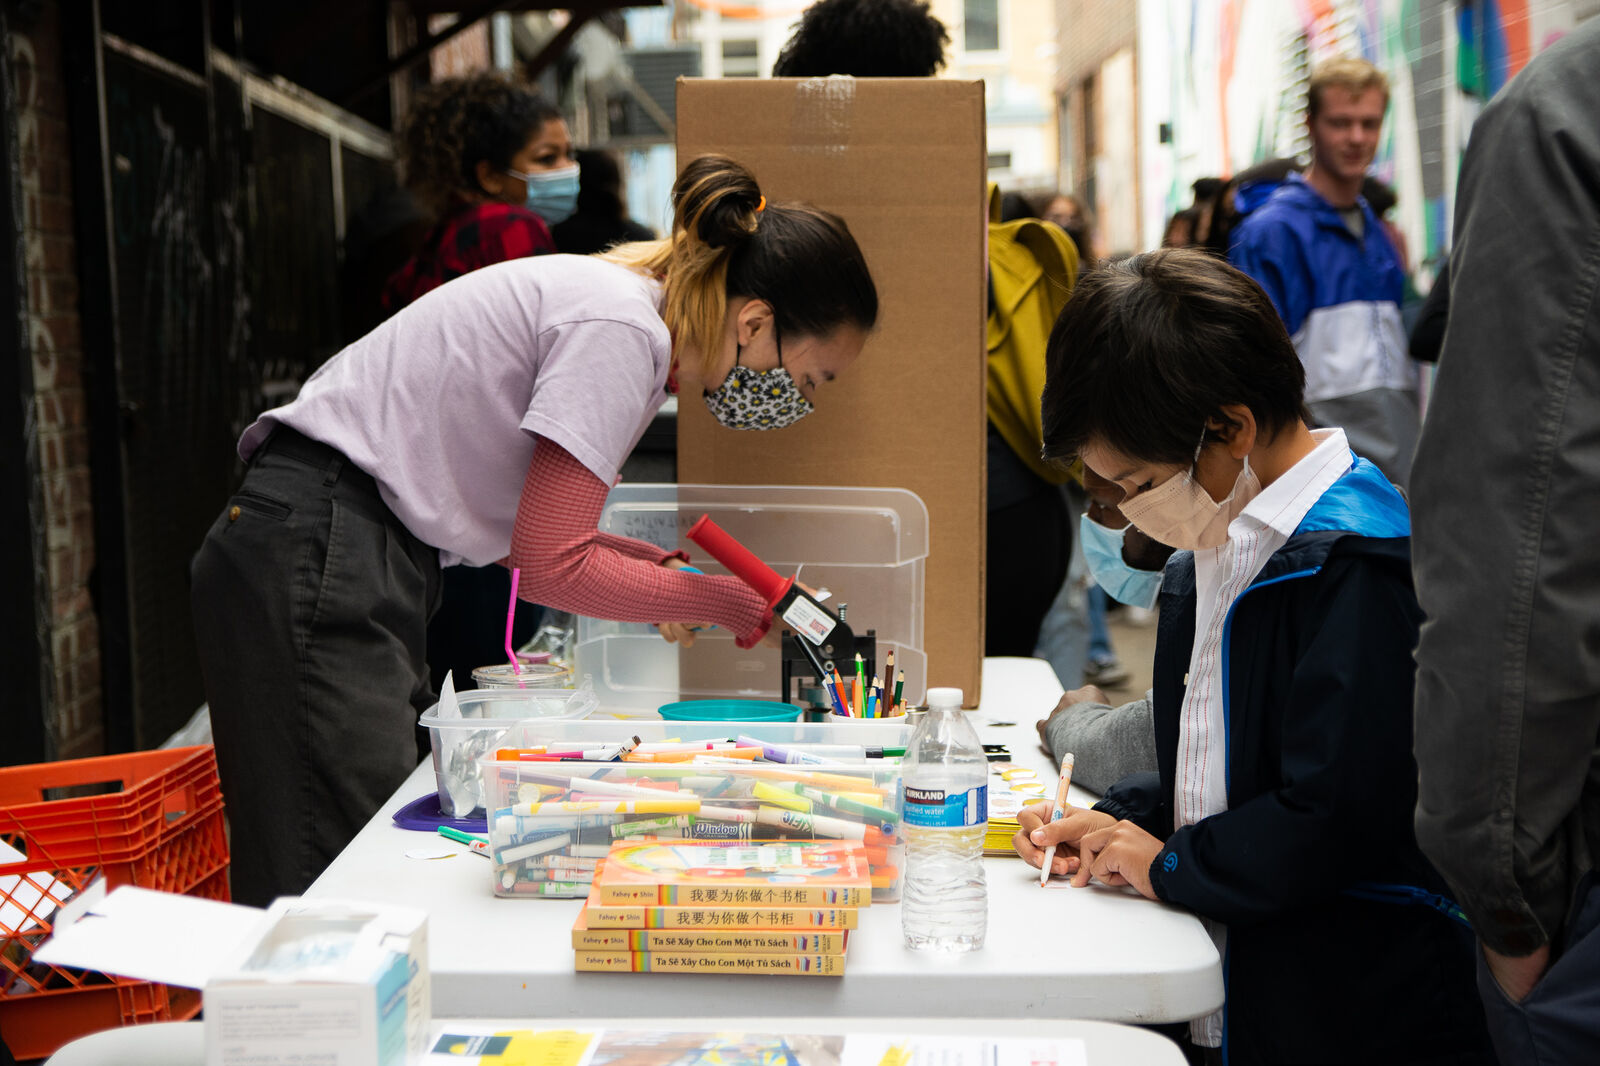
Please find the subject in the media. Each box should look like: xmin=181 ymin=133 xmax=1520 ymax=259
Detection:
xmin=902 ymin=784 xmax=988 ymax=828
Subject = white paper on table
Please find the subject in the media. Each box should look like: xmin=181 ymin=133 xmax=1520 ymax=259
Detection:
xmin=841 ymin=1035 xmax=1088 ymax=1066
xmin=33 ymin=885 xmax=264 ymax=988
xmin=1038 ymin=874 xmax=1147 ymax=899
xmin=425 ymin=1026 xmax=601 ymax=1065
xmin=420 ymin=1029 xmax=1087 ymax=1066
xmin=0 ymin=838 xmax=69 ymax=934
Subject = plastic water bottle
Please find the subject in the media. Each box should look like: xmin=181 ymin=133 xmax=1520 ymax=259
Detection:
xmin=900 ymin=686 xmax=988 ymax=951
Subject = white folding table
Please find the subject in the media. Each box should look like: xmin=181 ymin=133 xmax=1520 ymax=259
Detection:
xmin=308 ymin=657 xmax=1222 ymax=1023
xmin=46 ymin=1017 xmax=1190 ymax=1066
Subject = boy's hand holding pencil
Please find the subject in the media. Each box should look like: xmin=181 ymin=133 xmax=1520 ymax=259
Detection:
xmin=1013 ymin=800 xmax=1116 ymax=880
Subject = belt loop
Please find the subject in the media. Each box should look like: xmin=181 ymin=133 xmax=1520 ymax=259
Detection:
xmin=323 ymin=451 xmax=343 ymax=486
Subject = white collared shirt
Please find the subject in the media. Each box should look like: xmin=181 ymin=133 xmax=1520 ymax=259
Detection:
xmin=1178 ymin=427 xmax=1353 ymax=1046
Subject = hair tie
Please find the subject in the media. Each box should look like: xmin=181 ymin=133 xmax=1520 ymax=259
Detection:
xmin=756 ymin=196 xmax=766 ymax=214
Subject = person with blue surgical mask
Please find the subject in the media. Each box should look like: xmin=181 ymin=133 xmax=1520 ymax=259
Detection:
xmin=506 ymin=156 xmax=580 ymax=228
xmin=1037 ymin=465 xmax=1172 ymax=795
xmin=382 ymin=72 xmax=573 ymax=313
xmin=1079 ymin=516 xmax=1161 ymax=609
xmin=1078 ymin=467 xmax=1174 ymax=611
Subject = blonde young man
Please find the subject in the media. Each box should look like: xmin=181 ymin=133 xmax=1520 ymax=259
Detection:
xmin=1228 ymin=57 xmax=1418 ymax=487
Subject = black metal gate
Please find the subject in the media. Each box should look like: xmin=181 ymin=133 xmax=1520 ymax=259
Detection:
xmin=63 ymin=0 xmax=395 ymax=750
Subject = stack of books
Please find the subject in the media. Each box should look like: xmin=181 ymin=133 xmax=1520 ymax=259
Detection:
xmin=572 ymin=840 xmax=871 ymax=975
xmin=984 ymin=762 xmax=1049 ymax=855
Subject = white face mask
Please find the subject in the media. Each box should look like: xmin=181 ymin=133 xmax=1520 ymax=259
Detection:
xmin=1117 ymin=434 xmax=1261 ymax=551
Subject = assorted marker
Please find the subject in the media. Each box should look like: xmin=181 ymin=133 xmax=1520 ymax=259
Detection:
xmin=483 ymin=749 xmax=905 ymax=900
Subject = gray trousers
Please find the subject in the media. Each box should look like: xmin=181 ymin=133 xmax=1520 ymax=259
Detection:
xmin=190 ymin=429 xmax=441 ymax=906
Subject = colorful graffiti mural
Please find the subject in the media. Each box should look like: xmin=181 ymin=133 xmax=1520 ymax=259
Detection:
xmin=1137 ymin=0 xmax=1580 ymax=276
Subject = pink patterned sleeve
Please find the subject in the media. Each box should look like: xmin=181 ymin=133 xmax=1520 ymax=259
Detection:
xmin=508 ymin=437 xmax=772 ymax=647
xmin=590 ymin=532 xmax=690 ymax=565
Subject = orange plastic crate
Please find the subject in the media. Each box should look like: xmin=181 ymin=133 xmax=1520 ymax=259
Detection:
xmin=0 ymin=745 xmax=230 ymax=1060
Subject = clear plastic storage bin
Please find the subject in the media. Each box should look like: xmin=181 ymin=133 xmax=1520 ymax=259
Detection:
xmin=419 ymin=687 xmax=596 ymax=816
xmin=479 ymin=719 xmax=907 ymax=902
xmin=576 ymin=484 xmax=928 ymax=718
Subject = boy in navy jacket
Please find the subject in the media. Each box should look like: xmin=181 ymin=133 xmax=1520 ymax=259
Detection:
xmin=1014 ymin=248 xmax=1490 ymax=1065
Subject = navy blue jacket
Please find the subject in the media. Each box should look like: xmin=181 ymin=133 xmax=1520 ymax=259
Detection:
xmin=1096 ymin=459 xmax=1492 ymax=1065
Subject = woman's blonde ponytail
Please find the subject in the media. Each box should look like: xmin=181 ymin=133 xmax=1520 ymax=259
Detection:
xmin=602 ymin=154 xmax=875 ymax=374
xmin=602 ymin=155 xmax=762 ymax=373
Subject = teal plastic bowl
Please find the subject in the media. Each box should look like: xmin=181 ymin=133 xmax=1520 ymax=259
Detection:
xmin=657 ymin=699 xmax=805 ymax=723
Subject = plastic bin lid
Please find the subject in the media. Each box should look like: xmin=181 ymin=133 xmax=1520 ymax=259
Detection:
xmin=418 ymin=688 xmax=593 ymax=728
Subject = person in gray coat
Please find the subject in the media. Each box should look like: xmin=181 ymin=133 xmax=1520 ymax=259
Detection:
xmin=1411 ymin=19 xmax=1600 ymax=1061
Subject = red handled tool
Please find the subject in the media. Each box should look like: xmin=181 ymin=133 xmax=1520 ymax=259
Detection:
xmin=686 ymin=514 xmax=854 ymax=678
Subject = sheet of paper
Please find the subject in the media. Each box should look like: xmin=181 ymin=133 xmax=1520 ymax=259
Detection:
xmin=422 ymin=1028 xmax=1088 ymax=1066
xmin=33 ymin=885 xmax=263 ymax=988
xmin=0 ymin=838 xmax=70 ymax=935
xmin=427 ymin=1027 xmax=601 ymax=1066
xmin=842 ymin=1035 xmax=1088 ymax=1066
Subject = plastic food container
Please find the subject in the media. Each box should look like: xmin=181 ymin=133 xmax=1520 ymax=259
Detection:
xmin=470 ymin=662 xmax=573 ymax=689
xmin=657 ymin=699 xmax=804 ymax=722
xmin=419 ymin=687 xmax=597 ymax=816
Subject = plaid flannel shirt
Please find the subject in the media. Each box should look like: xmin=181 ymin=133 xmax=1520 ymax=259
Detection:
xmin=382 ymin=201 xmax=555 ymax=313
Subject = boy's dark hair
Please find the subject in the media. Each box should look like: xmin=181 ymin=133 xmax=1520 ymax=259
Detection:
xmin=772 ymin=0 xmax=949 ymax=77
xmin=1041 ymin=247 xmax=1308 ymax=467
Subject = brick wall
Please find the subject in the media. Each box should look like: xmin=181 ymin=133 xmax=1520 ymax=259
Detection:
xmin=1055 ymin=0 xmax=1137 ymax=90
xmin=11 ymin=4 xmax=102 ymax=759
xmin=1054 ymin=0 xmax=1138 ymax=251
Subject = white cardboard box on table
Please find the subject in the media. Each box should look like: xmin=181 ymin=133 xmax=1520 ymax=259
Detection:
xmin=35 ymin=884 xmax=429 ymax=1066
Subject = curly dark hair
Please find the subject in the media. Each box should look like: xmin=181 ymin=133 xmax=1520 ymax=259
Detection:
xmin=773 ymin=0 xmax=949 ymax=77
xmin=398 ymin=73 xmax=563 ymax=218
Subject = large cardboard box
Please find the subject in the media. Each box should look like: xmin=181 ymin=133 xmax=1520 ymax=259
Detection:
xmin=677 ymin=77 xmax=988 ymax=705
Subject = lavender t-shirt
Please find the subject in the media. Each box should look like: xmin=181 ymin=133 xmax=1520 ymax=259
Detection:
xmin=238 ymin=255 xmax=671 ymax=567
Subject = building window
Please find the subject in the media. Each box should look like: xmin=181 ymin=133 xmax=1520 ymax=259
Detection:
xmin=964 ymin=0 xmax=999 ymax=52
xmin=722 ymin=38 xmax=760 ymax=78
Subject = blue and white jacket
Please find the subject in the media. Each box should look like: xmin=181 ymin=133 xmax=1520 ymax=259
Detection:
xmin=1094 ymin=459 xmax=1492 ymax=1065
xmin=1228 ymin=173 xmax=1414 ymax=404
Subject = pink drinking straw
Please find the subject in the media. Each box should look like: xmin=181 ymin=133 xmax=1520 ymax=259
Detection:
xmin=505 ymin=568 xmax=523 ymax=676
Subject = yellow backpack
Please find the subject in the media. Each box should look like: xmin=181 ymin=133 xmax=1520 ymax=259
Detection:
xmin=987 ymin=185 xmax=1080 ymax=485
